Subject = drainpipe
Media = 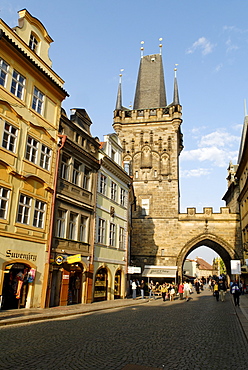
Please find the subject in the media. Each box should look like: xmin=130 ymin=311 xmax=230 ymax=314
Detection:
xmin=42 ymin=134 xmax=67 ymax=308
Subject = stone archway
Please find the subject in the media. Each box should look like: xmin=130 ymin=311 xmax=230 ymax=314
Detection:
xmin=177 ymin=233 xmax=239 ymax=281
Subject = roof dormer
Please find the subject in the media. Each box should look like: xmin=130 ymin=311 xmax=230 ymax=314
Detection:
xmin=13 ymin=9 xmax=53 ymax=67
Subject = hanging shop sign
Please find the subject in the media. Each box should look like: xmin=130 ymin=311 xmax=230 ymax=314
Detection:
xmin=142 ymin=265 xmax=177 ymax=278
xmin=55 ymin=255 xmax=64 ymax=265
xmin=67 ymin=254 xmax=82 ymax=264
xmin=128 ymin=266 xmax=141 ymax=274
xmin=231 ymin=260 xmax=241 ymax=275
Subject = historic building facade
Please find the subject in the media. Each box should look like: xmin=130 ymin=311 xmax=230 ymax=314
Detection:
xmin=48 ymin=108 xmax=100 ymax=306
xmin=0 ymin=10 xmax=67 ymax=309
xmin=113 ymin=52 xmax=242 ymax=282
xmin=93 ymin=133 xmax=133 ymax=301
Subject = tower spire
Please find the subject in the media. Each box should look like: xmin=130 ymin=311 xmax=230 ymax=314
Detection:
xmin=115 ymin=69 xmax=124 ymax=110
xmin=173 ymin=64 xmax=180 ymax=105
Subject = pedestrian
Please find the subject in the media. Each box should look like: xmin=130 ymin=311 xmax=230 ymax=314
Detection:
xmin=213 ymin=280 xmax=219 ymax=301
xmin=132 ymin=280 xmax=137 ymax=299
xmin=140 ymin=279 xmax=145 ymax=299
xmin=183 ymin=280 xmax=190 ymax=301
xmin=231 ymin=280 xmax=241 ymax=307
xmin=195 ymin=279 xmax=200 ymax=294
xmin=169 ymin=285 xmax=175 ymax=301
xmin=218 ymin=279 xmax=227 ymax=302
xmin=161 ymin=283 xmax=167 ymax=302
xmin=149 ymin=280 xmax=155 ymax=300
xmin=178 ymin=282 xmax=184 ymax=300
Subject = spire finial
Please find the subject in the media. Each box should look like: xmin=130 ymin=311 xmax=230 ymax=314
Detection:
xmin=244 ymin=99 xmax=247 ymax=117
xmin=140 ymin=41 xmax=145 ymax=58
xmin=159 ymin=38 xmax=163 ymax=55
xmin=119 ymin=69 xmax=124 ymax=83
xmin=174 ymin=63 xmax=178 ymax=77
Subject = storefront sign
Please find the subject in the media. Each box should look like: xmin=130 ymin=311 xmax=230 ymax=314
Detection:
xmin=231 ymin=260 xmax=241 ymax=275
xmin=6 ymin=249 xmax=37 ymax=262
xmin=128 ymin=266 xmax=141 ymax=274
xmin=67 ymin=254 xmax=81 ymax=264
xmin=142 ymin=265 xmax=177 ymax=278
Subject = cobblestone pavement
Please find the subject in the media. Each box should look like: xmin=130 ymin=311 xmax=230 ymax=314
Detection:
xmin=0 ymin=289 xmax=247 ymax=370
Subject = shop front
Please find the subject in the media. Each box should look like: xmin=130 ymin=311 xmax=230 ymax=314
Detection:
xmin=93 ymin=267 xmax=108 ymax=302
xmin=1 ymin=262 xmax=36 ymax=310
xmin=114 ymin=269 xmax=122 ymax=299
xmin=49 ymin=254 xmax=85 ymax=307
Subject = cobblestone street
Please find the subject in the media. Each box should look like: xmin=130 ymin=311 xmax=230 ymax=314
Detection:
xmin=0 ymin=289 xmax=247 ymax=370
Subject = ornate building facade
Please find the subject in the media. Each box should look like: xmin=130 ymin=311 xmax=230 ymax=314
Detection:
xmin=113 ymin=51 xmax=242 ymax=281
xmin=0 ymin=10 xmax=67 ymax=309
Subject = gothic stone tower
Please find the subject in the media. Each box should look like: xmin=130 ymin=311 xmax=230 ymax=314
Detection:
xmin=113 ymin=53 xmax=183 ymax=270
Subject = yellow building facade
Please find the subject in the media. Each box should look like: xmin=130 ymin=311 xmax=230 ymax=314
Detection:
xmin=0 ymin=10 xmax=67 ymax=309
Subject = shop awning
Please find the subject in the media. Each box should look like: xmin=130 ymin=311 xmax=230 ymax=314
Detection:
xmin=142 ymin=265 xmax=177 ymax=278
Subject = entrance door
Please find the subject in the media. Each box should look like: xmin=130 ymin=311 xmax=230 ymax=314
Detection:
xmin=114 ymin=270 xmax=121 ymax=299
xmin=94 ymin=268 xmax=108 ymax=301
xmin=1 ymin=263 xmax=30 ymax=310
xmin=59 ymin=268 xmax=70 ymax=306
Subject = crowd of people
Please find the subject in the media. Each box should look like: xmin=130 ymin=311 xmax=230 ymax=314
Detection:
xmin=129 ymin=276 xmax=247 ymax=306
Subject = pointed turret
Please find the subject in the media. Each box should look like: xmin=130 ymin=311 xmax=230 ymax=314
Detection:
xmin=133 ymin=54 xmax=167 ymax=110
xmin=115 ymin=69 xmax=123 ymax=110
xmin=238 ymin=99 xmax=248 ymax=164
xmin=173 ymin=66 xmax=180 ymax=105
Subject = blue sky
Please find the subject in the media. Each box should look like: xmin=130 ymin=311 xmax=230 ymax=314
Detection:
xmin=1 ymin=0 xmax=247 ymax=263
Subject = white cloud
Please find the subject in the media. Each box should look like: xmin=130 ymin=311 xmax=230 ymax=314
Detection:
xmin=226 ymin=38 xmax=239 ymax=53
xmin=181 ymin=146 xmax=238 ymax=167
xmin=186 ymin=37 xmax=215 ymax=56
xmin=180 ymin=168 xmax=211 ymax=178
xmin=199 ymin=130 xmax=240 ymax=148
xmin=214 ymin=63 xmax=223 ymax=72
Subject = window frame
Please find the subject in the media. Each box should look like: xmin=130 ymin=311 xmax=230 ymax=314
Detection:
xmin=17 ymin=194 xmax=32 ymax=225
xmin=120 ymin=188 xmax=126 ymax=207
xmin=109 ymin=222 xmax=116 ymax=247
xmin=33 ymin=200 xmax=46 ymax=228
xmin=68 ymin=212 xmax=78 ymax=240
xmin=97 ymin=218 xmax=106 ymax=244
xmin=25 ymin=136 xmax=39 ymax=164
xmin=119 ymin=226 xmax=125 ymax=249
xmin=32 ymin=86 xmax=44 ymax=115
xmin=99 ymin=173 xmax=107 ymax=195
xmin=0 ymin=58 xmax=9 ymax=87
xmin=0 ymin=187 xmax=10 ymax=220
xmin=40 ymin=144 xmax=51 ymax=171
xmin=111 ymin=181 xmax=117 ymax=202
xmin=56 ymin=208 xmax=67 ymax=238
xmin=2 ymin=121 xmax=18 ymax=153
xmin=10 ymin=69 xmax=25 ymax=100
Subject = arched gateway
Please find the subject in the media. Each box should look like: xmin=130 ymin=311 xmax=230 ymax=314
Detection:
xmin=113 ymin=50 xmax=243 ymax=280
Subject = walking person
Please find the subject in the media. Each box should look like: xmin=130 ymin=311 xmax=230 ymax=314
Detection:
xmin=149 ymin=280 xmax=155 ymax=300
xmin=140 ymin=279 xmax=145 ymax=299
xmin=231 ymin=280 xmax=241 ymax=307
xmin=218 ymin=279 xmax=227 ymax=302
xmin=213 ymin=280 xmax=219 ymax=301
xmin=183 ymin=280 xmax=190 ymax=301
xmin=178 ymin=282 xmax=184 ymax=300
xmin=161 ymin=283 xmax=167 ymax=302
xmin=195 ymin=279 xmax=200 ymax=294
xmin=132 ymin=280 xmax=137 ymax=299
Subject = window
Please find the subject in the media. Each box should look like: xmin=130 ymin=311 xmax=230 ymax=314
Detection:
xmin=109 ymin=222 xmax=116 ymax=247
xmin=57 ymin=209 xmax=67 ymax=238
xmin=111 ymin=149 xmax=116 ymax=161
xmin=40 ymin=144 xmax=51 ymax=170
xmin=17 ymin=194 xmax=32 ymax=224
xmin=29 ymin=33 xmax=38 ymax=52
xmin=79 ymin=215 xmax=88 ymax=243
xmin=111 ymin=181 xmax=117 ymax=201
xmin=61 ymin=155 xmax=70 ymax=180
xmin=119 ymin=227 xmax=124 ymax=249
xmin=69 ymin=212 xmax=78 ymax=240
xmin=0 ymin=187 xmax=10 ymax=219
xmin=97 ymin=218 xmax=106 ymax=244
xmin=0 ymin=58 xmax=9 ymax=87
xmin=11 ymin=70 xmax=25 ymax=99
xmin=33 ymin=200 xmax=46 ymax=228
xmin=99 ymin=174 xmax=107 ymax=195
xmin=124 ymin=161 xmax=131 ymax=175
xmin=72 ymin=160 xmax=81 ymax=186
xmin=83 ymin=167 xmax=91 ymax=190
xmin=25 ymin=136 xmax=38 ymax=163
xmin=2 ymin=122 xmax=18 ymax=153
xmin=32 ymin=87 xmax=44 ymax=114
xmin=141 ymin=198 xmax=150 ymax=216
xmin=120 ymin=188 xmax=126 ymax=206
